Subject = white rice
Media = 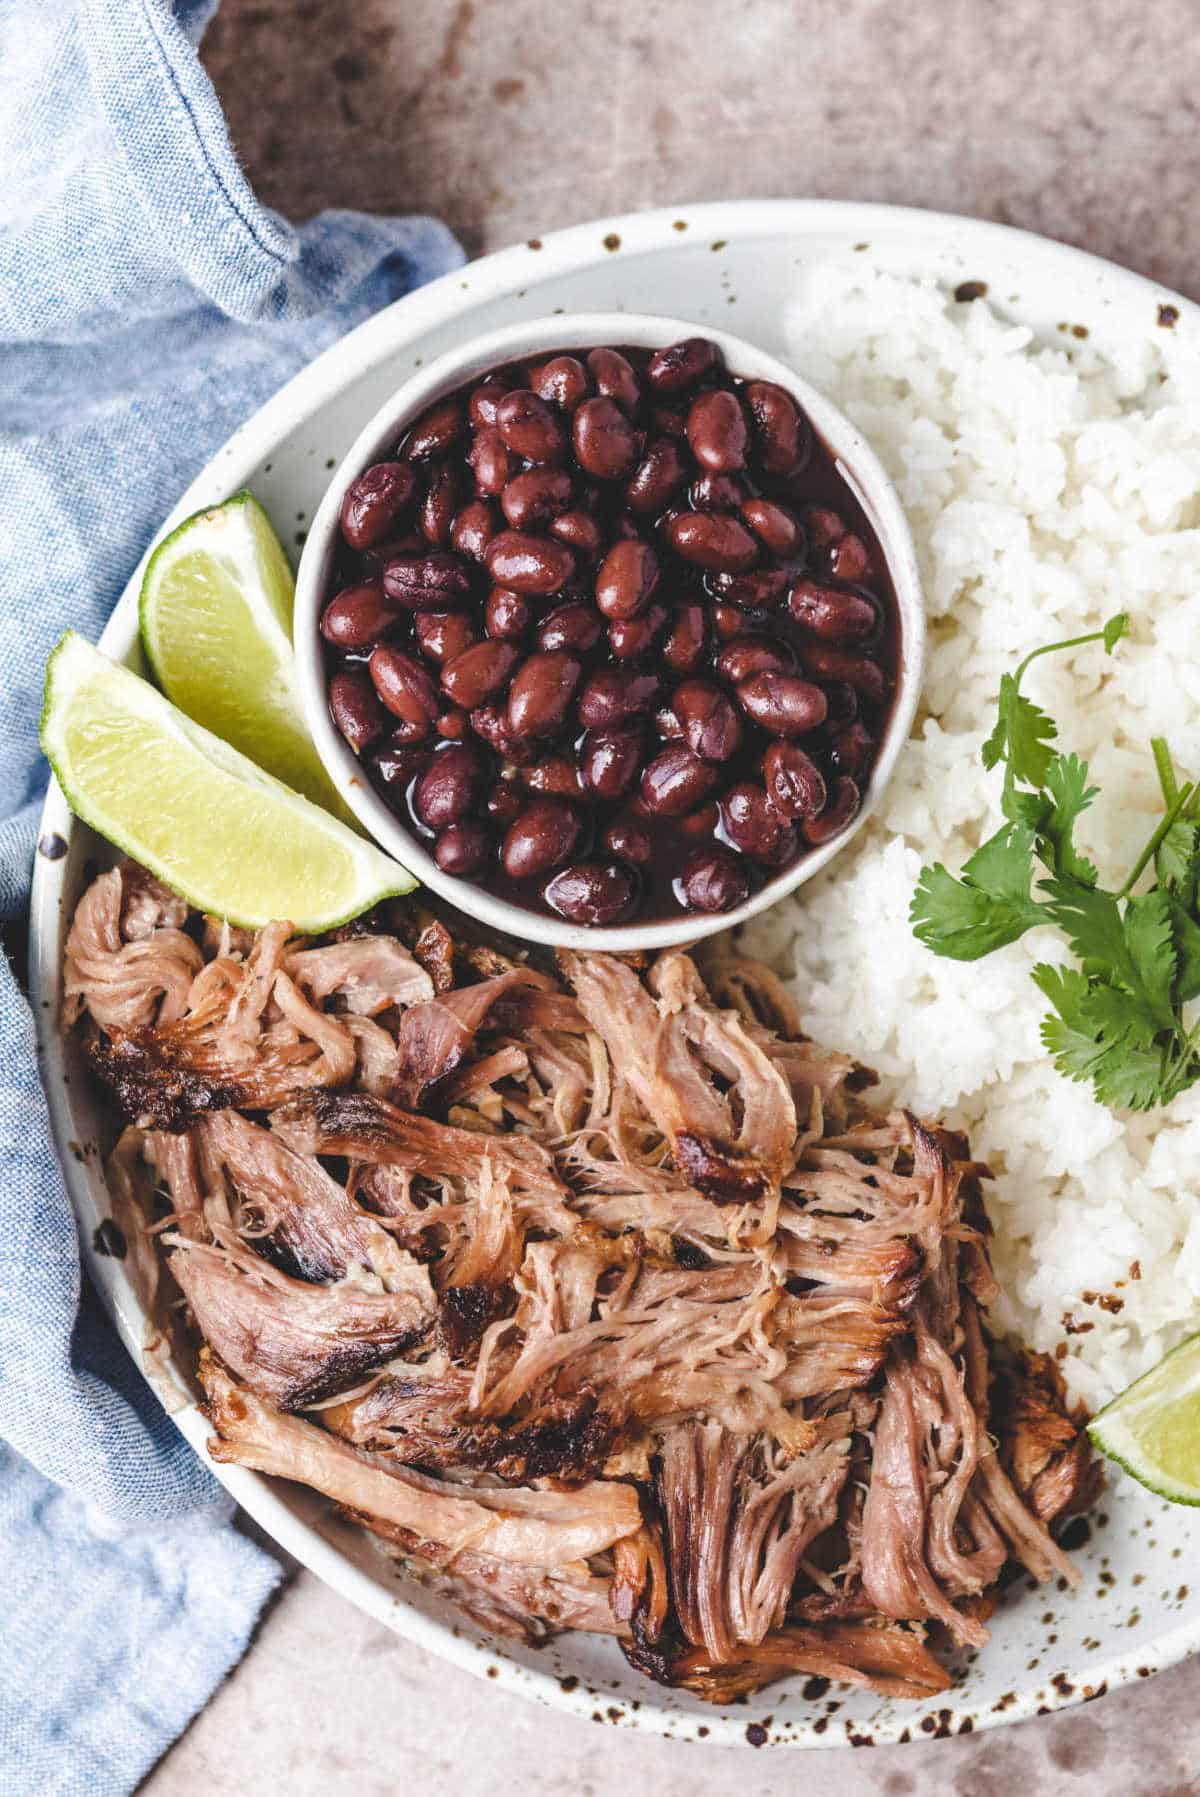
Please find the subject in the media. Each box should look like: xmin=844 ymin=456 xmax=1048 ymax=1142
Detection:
xmin=743 ymin=263 xmax=1200 ymax=1408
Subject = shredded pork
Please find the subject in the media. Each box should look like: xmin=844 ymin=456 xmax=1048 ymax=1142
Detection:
xmin=66 ymin=863 xmax=1099 ymax=1704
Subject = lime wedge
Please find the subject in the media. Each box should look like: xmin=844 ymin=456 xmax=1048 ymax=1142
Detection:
xmin=41 ymin=632 xmax=413 ymax=930
xmin=1088 ymin=1333 xmax=1200 ymax=1505
xmin=139 ymin=491 xmax=353 ymax=824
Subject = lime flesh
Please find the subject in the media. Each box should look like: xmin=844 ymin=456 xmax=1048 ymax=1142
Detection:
xmin=1088 ymin=1332 xmax=1200 ymax=1505
xmin=41 ymin=632 xmax=413 ymax=931
xmin=139 ymin=491 xmax=354 ymax=824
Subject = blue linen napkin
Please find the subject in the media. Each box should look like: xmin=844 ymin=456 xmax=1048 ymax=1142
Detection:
xmin=0 ymin=2 xmax=464 ymax=1789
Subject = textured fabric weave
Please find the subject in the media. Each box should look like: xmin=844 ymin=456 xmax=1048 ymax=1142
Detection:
xmin=0 ymin=2 xmax=463 ymax=1789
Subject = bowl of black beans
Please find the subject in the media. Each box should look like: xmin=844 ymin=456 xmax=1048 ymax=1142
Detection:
xmin=295 ymin=314 xmax=925 ymax=948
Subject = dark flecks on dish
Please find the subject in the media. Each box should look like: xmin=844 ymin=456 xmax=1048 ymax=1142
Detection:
xmin=954 ymin=279 xmax=989 ymax=302
xmin=38 ymin=832 xmax=68 ymax=860
xmin=92 ymin=1218 xmax=127 ymax=1258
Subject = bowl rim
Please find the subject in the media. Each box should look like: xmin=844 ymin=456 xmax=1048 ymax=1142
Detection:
xmin=293 ymin=308 xmax=926 ymax=951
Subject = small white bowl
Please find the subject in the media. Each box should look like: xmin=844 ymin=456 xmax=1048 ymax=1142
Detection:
xmin=295 ymin=312 xmax=925 ymax=950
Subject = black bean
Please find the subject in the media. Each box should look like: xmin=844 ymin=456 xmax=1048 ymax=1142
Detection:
xmin=536 ymin=601 xmax=604 ymax=655
xmin=484 ymin=587 xmax=531 ymax=639
xmin=507 ymin=650 xmax=583 ymax=738
xmin=368 ymin=646 xmax=440 ymax=740
xmin=545 ymin=860 xmax=638 ymax=925
xmin=735 ymin=672 xmax=828 ymax=736
xmin=573 ymin=396 xmax=640 ymax=479
xmin=580 ymin=728 xmax=643 ymax=800
xmin=686 ymin=387 xmax=748 ymax=472
xmin=661 ymin=601 xmax=708 ymax=676
xmin=679 ymin=845 xmax=750 ymax=914
xmin=467 ymin=426 xmax=511 ymax=497
xmin=530 ymin=355 xmax=589 ymax=412
xmin=450 ymin=498 xmax=498 ymax=561
xmin=550 ymin=509 xmax=604 ymax=556
xmin=740 ymin=497 xmax=804 ymax=557
xmin=501 ymin=468 xmax=572 ymax=530
xmin=763 ymin=740 xmax=827 ymax=820
xmin=587 ymin=347 xmax=640 ymax=414
xmin=502 ymin=798 xmax=581 ymax=879
xmin=673 ymin=680 xmax=741 ymax=763
xmin=382 ymin=550 xmax=473 ymax=610
xmin=663 ymin=511 xmax=758 ymax=573
xmin=577 ymin=666 xmax=661 ymax=728
xmin=603 ymin=813 xmax=654 ymax=864
xmin=421 ymin=462 xmax=460 ymax=546
xmin=414 ymin=742 xmax=488 ymax=830
xmin=797 ymin=641 xmax=886 ymax=701
xmin=340 ymin=462 xmax=417 ymax=551
xmin=595 ymin=540 xmax=660 ymax=620
xmin=414 ymin=610 xmax=477 ymax=664
xmin=320 ymin=581 xmax=396 ymax=651
xmin=715 ymin=635 xmax=795 ymax=684
xmin=609 ymin=602 xmax=668 ymax=661
xmin=441 ymin=640 xmax=521 ymax=709
xmin=485 ymin=530 xmax=576 ymax=596
xmin=745 ymin=381 xmax=809 ymax=475
xmin=787 ymin=578 xmax=878 ymax=642
xmin=625 ymin=437 xmax=689 ymax=516
xmin=406 ymin=396 xmax=464 ymax=461
xmin=330 ymin=669 xmax=387 ymax=754
xmin=640 ymin=743 xmax=718 ymax=816
xmin=435 ymin=820 xmax=490 ymax=876
xmin=496 ymin=389 xmax=568 ymax=464
xmin=720 ymin=781 xmax=797 ymax=864
xmin=802 ymin=775 xmax=862 ymax=845
xmin=647 ymin=336 xmax=719 ymax=394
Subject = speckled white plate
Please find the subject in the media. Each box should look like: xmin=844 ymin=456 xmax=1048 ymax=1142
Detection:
xmin=31 ymin=201 xmax=1199 ymax=1749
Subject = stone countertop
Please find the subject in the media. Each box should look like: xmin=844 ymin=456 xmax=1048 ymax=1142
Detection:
xmin=149 ymin=2 xmax=1200 ymax=1790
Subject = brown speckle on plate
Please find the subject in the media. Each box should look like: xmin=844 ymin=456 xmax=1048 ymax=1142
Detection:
xmin=38 ymin=832 xmax=68 ymax=860
xmin=672 ymin=219 xmax=688 ymax=232
xmin=745 ymin=1723 xmax=768 ymax=1747
xmin=92 ymin=1218 xmax=127 ymax=1259
xmin=603 ymin=233 xmax=621 ymax=252
xmin=527 ymin=238 xmax=543 ymax=250
xmin=1158 ymin=303 xmax=1179 ymax=328
xmin=954 ymin=279 xmax=989 ymax=302
xmin=710 ymin=239 xmax=728 ymax=252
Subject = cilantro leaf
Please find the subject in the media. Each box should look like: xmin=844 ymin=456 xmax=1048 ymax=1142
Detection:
xmin=1167 ymin=894 xmax=1200 ymax=1005
xmin=1038 ymin=753 xmax=1098 ymax=884
xmin=1104 ymin=612 xmax=1130 ymax=653
xmin=1123 ymin=890 xmax=1178 ymax=1029
xmin=911 ymin=824 xmax=1045 ymax=961
xmin=1040 ymin=878 xmax=1177 ymax=1031
xmin=1156 ymin=819 xmax=1199 ymax=912
xmin=1032 ymin=963 xmax=1167 ymax=1112
xmin=981 ymin=671 xmax=1058 ymax=788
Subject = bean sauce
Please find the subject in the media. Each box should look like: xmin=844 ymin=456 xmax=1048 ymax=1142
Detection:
xmin=321 ymin=340 xmax=901 ymax=923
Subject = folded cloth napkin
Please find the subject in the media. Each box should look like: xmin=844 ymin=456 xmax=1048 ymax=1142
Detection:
xmin=0 ymin=3 xmax=463 ymax=1790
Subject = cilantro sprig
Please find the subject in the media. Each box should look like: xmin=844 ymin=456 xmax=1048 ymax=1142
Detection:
xmin=911 ymin=615 xmax=1200 ymax=1112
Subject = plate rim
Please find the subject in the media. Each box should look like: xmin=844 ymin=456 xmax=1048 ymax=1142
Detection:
xmin=29 ymin=196 xmax=1199 ymax=1749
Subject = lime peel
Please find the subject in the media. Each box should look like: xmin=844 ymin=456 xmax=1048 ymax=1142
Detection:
xmin=139 ymin=491 xmax=356 ymax=826
xmin=1088 ymin=1331 xmax=1200 ymax=1506
xmin=41 ymin=631 xmax=413 ymax=931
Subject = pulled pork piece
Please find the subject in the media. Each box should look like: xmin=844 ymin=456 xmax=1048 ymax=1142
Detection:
xmin=629 ymin=1619 xmax=952 ymax=1704
xmin=342 ymin=1508 xmax=621 ymax=1640
xmin=562 ymin=950 xmax=795 ymax=1202
xmin=64 ymin=864 xmax=202 ymax=1032
xmin=66 ymin=866 xmax=1099 ymax=1705
xmin=392 ymin=969 xmax=546 ymax=1109
xmin=199 ymin=1110 xmax=414 ymax=1290
xmin=991 ymin=1349 xmax=1105 ymax=1523
xmin=170 ymin=1239 xmax=434 ymax=1409
xmin=273 ymin=1089 xmax=573 ymax=1224
xmin=201 ymin=1358 xmax=640 ymax=1564
xmin=324 ymin=1371 xmax=613 ymax=1484
xmin=657 ymin=1419 xmax=851 ymax=1663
